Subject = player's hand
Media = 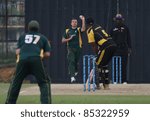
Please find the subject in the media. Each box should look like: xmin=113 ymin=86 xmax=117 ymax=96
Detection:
xmin=79 ymin=15 xmax=85 ymax=21
xmin=16 ymin=48 xmax=20 ymax=55
xmin=69 ymin=35 xmax=76 ymax=41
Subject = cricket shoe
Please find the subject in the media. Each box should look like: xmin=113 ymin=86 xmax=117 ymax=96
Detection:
xmin=103 ymin=84 xmax=110 ymax=90
xmin=96 ymin=86 xmax=101 ymax=90
xmin=71 ymin=77 xmax=76 ymax=83
xmin=96 ymin=83 xmax=103 ymax=90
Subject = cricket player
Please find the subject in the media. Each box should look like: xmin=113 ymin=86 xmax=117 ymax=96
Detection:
xmin=62 ymin=15 xmax=85 ymax=83
xmin=5 ymin=20 xmax=51 ymax=104
xmin=86 ymin=17 xmax=116 ymax=89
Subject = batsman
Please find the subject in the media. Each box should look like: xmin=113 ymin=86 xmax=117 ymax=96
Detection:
xmin=86 ymin=17 xmax=116 ymax=89
xmin=5 ymin=20 xmax=51 ymax=104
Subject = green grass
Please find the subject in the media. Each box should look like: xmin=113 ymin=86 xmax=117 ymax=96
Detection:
xmin=0 ymin=95 xmax=150 ymax=104
xmin=53 ymin=95 xmax=150 ymax=104
xmin=1 ymin=95 xmax=150 ymax=104
xmin=1 ymin=83 xmax=150 ymax=104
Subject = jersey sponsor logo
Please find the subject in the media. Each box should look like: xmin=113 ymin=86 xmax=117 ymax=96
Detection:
xmin=113 ymin=27 xmax=125 ymax=32
xmin=25 ymin=35 xmax=40 ymax=44
xmin=113 ymin=28 xmax=119 ymax=31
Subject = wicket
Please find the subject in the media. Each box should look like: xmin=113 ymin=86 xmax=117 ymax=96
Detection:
xmin=112 ymin=56 xmax=122 ymax=84
xmin=83 ymin=55 xmax=96 ymax=91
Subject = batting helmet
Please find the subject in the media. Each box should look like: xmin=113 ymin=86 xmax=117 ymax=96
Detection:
xmin=28 ymin=20 xmax=40 ymax=32
xmin=86 ymin=17 xmax=94 ymax=25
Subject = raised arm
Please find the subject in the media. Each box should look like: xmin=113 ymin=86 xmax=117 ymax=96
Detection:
xmin=79 ymin=15 xmax=86 ymax=32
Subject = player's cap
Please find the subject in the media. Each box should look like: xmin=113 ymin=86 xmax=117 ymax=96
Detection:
xmin=28 ymin=20 xmax=40 ymax=31
xmin=86 ymin=17 xmax=94 ymax=25
xmin=113 ymin=14 xmax=124 ymax=21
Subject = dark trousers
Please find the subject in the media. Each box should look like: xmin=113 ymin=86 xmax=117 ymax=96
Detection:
xmin=96 ymin=45 xmax=116 ymax=85
xmin=5 ymin=57 xmax=51 ymax=104
xmin=67 ymin=47 xmax=82 ymax=77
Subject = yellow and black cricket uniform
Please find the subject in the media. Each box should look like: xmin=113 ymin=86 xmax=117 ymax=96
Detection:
xmin=87 ymin=24 xmax=116 ymax=85
xmin=63 ymin=27 xmax=82 ymax=77
xmin=87 ymin=24 xmax=116 ymax=66
xmin=5 ymin=31 xmax=51 ymax=104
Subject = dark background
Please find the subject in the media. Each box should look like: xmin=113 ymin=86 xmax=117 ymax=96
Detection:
xmin=25 ymin=0 xmax=150 ymax=83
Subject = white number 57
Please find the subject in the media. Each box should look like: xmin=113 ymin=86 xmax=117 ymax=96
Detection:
xmin=25 ymin=35 xmax=40 ymax=44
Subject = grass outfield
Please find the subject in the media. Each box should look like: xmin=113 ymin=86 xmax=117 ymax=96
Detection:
xmin=0 ymin=83 xmax=150 ymax=104
xmin=1 ymin=95 xmax=150 ymax=104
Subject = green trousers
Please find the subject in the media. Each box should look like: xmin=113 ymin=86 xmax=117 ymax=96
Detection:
xmin=5 ymin=57 xmax=51 ymax=104
xmin=67 ymin=47 xmax=82 ymax=77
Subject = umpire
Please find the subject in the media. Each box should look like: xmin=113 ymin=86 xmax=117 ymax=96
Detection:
xmin=5 ymin=20 xmax=51 ymax=104
xmin=110 ymin=14 xmax=132 ymax=84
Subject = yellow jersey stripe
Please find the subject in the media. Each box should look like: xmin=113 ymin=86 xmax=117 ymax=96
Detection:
xmin=96 ymin=50 xmax=105 ymax=65
xmin=77 ymin=27 xmax=82 ymax=48
xmin=40 ymin=49 xmax=44 ymax=59
xmin=98 ymin=39 xmax=107 ymax=45
xmin=102 ymin=30 xmax=108 ymax=37
xmin=87 ymin=27 xmax=95 ymax=43
xmin=16 ymin=55 xmax=20 ymax=63
xmin=66 ymin=29 xmax=69 ymax=34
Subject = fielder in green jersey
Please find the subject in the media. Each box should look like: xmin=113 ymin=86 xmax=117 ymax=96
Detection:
xmin=5 ymin=20 xmax=51 ymax=104
xmin=62 ymin=15 xmax=85 ymax=83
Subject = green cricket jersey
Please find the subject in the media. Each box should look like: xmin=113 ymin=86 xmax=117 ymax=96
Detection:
xmin=63 ymin=27 xmax=82 ymax=48
xmin=17 ymin=32 xmax=51 ymax=60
